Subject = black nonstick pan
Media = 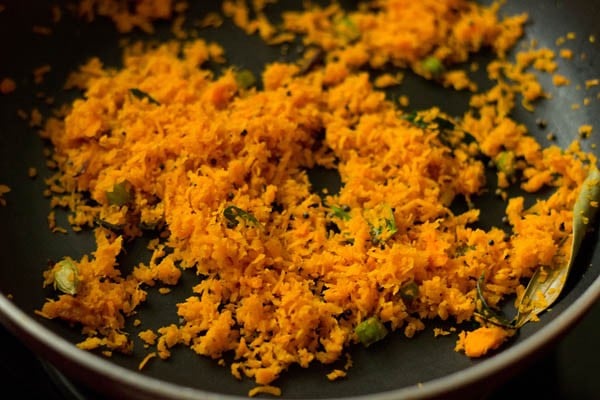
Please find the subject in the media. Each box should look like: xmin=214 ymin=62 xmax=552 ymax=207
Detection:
xmin=1 ymin=1 xmax=599 ymax=399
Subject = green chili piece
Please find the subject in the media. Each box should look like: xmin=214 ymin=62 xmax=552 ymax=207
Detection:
xmin=494 ymin=151 xmax=516 ymax=177
xmin=224 ymin=205 xmax=260 ymax=228
xmin=234 ymin=69 xmax=256 ymax=90
xmin=335 ymin=16 xmax=360 ymax=42
xmin=399 ymin=280 xmax=419 ymax=302
xmin=106 ymin=181 xmax=132 ymax=207
xmin=355 ymin=316 xmax=388 ymax=347
xmin=53 ymin=259 xmax=79 ymax=296
xmin=129 ymin=88 xmax=160 ymax=105
xmin=422 ymin=56 xmax=445 ymax=77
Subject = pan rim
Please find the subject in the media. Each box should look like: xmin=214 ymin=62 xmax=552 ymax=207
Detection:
xmin=1 ymin=275 xmax=599 ymax=400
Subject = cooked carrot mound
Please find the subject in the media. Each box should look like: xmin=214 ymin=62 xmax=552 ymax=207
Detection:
xmin=37 ymin=0 xmax=598 ymax=391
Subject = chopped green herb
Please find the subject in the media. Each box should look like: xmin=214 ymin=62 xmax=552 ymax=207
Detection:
xmin=402 ymin=111 xmax=428 ymax=128
xmin=224 ymin=205 xmax=260 ymax=228
xmin=129 ymin=88 xmax=160 ymax=105
xmin=367 ymin=204 xmax=397 ymax=245
xmin=355 ymin=316 xmax=388 ymax=347
xmin=403 ymin=112 xmax=477 ymax=149
xmin=330 ymin=205 xmax=351 ymax=221
xmin=53 ymin=258 xmax=79 ymax=296
xmin=455 ymin=244 xmax=476 ymax=256
xmin=106 ymin=181 xmax=132 ymax=207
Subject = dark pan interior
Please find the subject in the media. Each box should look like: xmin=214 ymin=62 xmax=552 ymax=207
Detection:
xmin=0 ymin=1 xmax=599 ymax=399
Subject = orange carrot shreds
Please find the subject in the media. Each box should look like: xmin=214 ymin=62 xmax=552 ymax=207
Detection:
xmin=585 ymin=78 xmax=600 ymax=89
xmin=77 ymin=0 xmax=176 ymax=33
xmin=552 ymin=73 xmax=570 ymax=86
xmin=248 ymin=385 xmax=282 ymax=398
xmin=32 ymin=25 xmax=53 ymax=35
xmin=0 ymin=77 xmax=16 ymax=94
xmin=51 ymin=5 xmax=62 ymax=23
xmin=29 ymin=108 xmax=43 ymax=127
xmin=327 ymin=369 xmax=347 ymax=381
xmin=579 ymin=124 xmax=593 ymax=138
xmin=138 ymin=352 xmax=157 ymax=370
xmin=139 ymin=329 xmax=158 ymax=346
xmin=276 ymin=0 xmax=527 ymax=75
xmin=0 ymin=184 xmax=10 ymax=206
xmin=35 ymin=0 xmax=599 ymax=392
xmin=559 ymin=48 xmax=574 ymax=59
xmin=373 ymin=73 xmax=402 ymax=88
xmin=33 ymin=65 xmax=52 ymax=84
xmin=455 ymin=326 xmax=512 ymax=357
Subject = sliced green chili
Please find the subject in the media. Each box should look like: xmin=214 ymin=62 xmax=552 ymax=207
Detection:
xmin=494 ymin=150 xmax=516 ymax=178
xmin=234 ymin=69 xmax=256 ymax=90
xmin=355 ymin=316 xmax=388 ymax=347
xmin=422 ymin=56 xmax=445 ymax=77
xmin=399 ymin=280 xmax=419 ymax=302
xmin=106 ymin=181 xmax=132 ymax=207
xmin=335 ymin=16 xmax=360 ymax=42
xmin=53 ymin=258 xmax=79 ymax=296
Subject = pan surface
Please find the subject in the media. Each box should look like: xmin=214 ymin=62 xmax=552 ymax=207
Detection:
xmin=0 ymin=1 xmax=599 ymax=399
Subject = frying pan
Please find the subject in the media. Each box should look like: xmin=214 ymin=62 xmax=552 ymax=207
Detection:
xmin=0 ymin=1 xmax=599 ymax=399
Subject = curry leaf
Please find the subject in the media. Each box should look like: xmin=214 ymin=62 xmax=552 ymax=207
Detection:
xmin=106 ymin=181 xmax=132 ymax=207
xmin=475 ymin=273 xmax=514 ymax=328
xmin=224 ymin=205 xmax=260 ymax=228
xmin=129 ymin=88 xmax=160 ymax=105
xmin=513 ymin=166 xmax=600 ymax=328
